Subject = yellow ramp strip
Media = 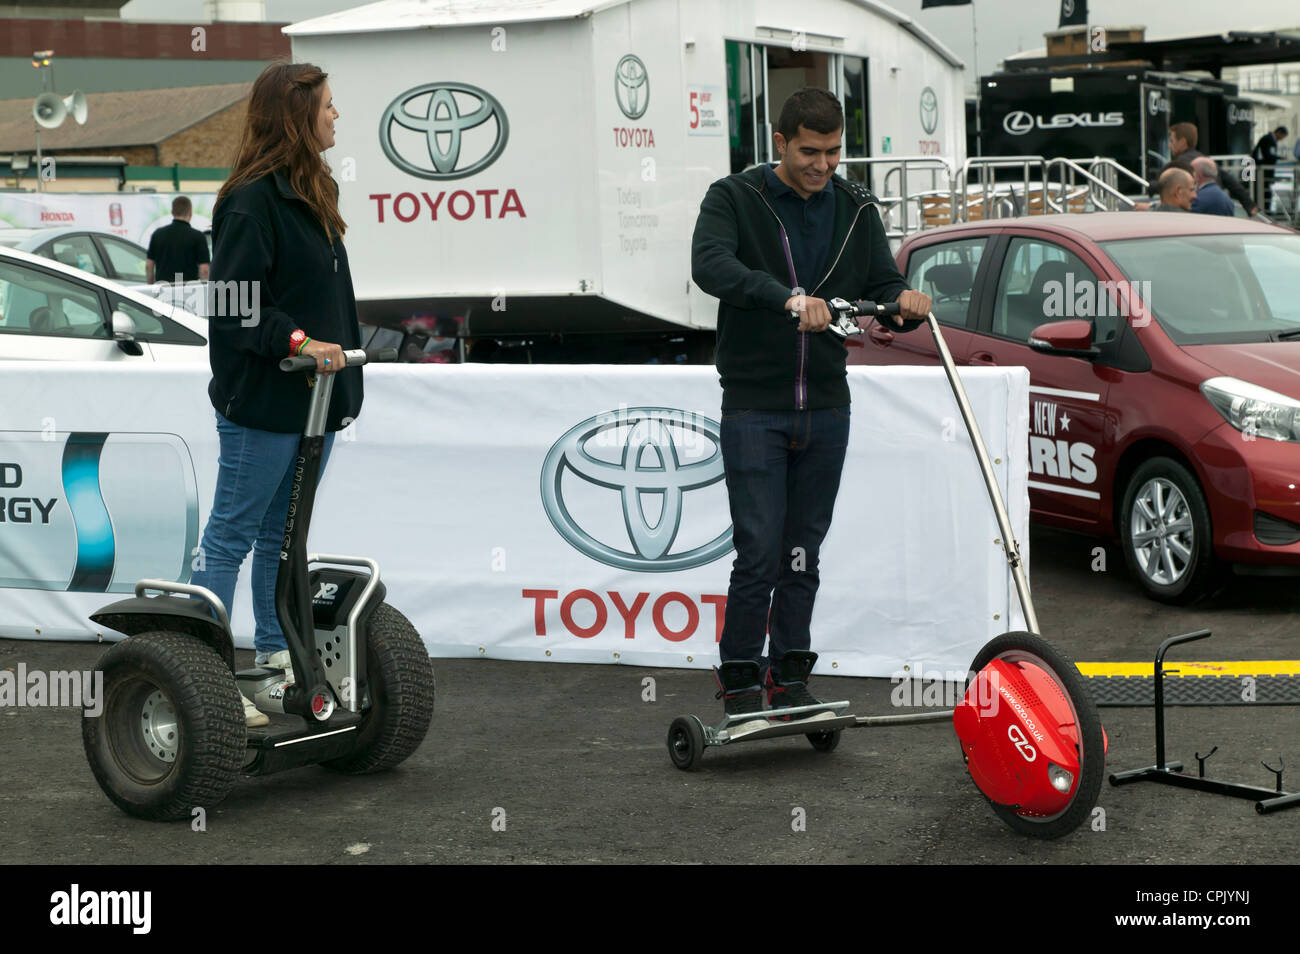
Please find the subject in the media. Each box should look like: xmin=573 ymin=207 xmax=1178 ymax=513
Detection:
xmin=1078 ymin=661 xmax=1300 ymax=678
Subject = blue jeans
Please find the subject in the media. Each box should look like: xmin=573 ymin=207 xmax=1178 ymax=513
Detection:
xmin=191 ymin=412 xmax=335 ymax=654
xmin=717 ymin=406 xmax=851 ymax=665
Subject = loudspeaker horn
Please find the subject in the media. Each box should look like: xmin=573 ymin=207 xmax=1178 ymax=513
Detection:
xmin=34 ymin=92 xmax=66 ymax=129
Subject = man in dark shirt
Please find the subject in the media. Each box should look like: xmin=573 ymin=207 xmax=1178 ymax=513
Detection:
xmin=1252 ymin=126 xmax=1289 ymax=213
xmin=145 ymin=195 xmax=210 ymax=284
xmin=691 ymin=88 xmax=930 ymax=730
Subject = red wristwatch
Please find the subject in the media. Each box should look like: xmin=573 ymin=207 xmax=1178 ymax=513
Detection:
xmin=289 ymin=329 xmax=307 ymax=354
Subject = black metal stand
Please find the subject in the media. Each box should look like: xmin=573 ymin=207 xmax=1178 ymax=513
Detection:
xmin=1109 ymin=629 xmax=1300 ymax=815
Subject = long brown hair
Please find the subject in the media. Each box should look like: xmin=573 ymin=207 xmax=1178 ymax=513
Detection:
xmin=219 ymin=61 xmax=346 ymax=239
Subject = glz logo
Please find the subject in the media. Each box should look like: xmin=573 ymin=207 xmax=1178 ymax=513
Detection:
xmin=1007 ymin=724 xmax=1038 ymax=762
xmin=315 ymin=581 xmax=339 ymax=601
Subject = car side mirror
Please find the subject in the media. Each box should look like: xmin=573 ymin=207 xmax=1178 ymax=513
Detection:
xmin=1028 ymin=319 xmax=1100 ymax=359
xmin=111 ymin=309 xmax=144 ymax=356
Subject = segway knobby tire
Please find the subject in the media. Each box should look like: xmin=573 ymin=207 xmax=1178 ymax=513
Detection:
xmin=323 ymin=603 xmax=434 ymax=775
xmin=82 ymin=631 xmax=245 ymax=822
xmin=967 ymin=631 xmax=1105 ymax=840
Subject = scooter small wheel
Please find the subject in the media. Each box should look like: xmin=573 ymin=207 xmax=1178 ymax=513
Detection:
xmin=667 ymin=716 xmax=705 ymax=771
xmin=806 ymin=729 xmax=841 ymax=753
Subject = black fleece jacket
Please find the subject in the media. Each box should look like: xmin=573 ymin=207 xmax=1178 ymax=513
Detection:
xmin=206 ymin=170 xmax=363 ymax=433
xmin=692 ymin=164 xmax=911 ymax=410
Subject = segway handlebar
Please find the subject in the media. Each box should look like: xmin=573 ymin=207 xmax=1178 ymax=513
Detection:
xmin=279 ymin=347 xmax=399 ymax=373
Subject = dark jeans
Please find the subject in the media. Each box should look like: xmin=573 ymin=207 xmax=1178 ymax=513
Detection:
xmin=718 ymin=406 xmax=851 ymax=666
xmin=190 ymin=412 xmax=335 ymax=654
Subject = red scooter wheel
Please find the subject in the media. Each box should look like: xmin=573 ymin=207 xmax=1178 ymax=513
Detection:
xmin=960 ymin=631 xmax=1105 ymax=839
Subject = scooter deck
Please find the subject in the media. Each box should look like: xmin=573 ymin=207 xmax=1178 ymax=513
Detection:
xmin=243 ymin=711 xmax=363 ymax=775
xmin=706 ymin=701 xmax=853 ymax=746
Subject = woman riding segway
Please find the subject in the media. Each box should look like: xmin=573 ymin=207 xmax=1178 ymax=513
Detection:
xmin=191 ymin=61 xmax=361 ymax=727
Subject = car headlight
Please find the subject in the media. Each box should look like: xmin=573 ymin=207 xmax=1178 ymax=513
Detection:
xmin=1201 ymin=377 xmax=1300 ymax=443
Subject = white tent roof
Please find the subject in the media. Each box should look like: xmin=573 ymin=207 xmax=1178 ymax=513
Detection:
xmin=284 ymin=0 xmax=964 ymax=67
xmin=283 ymin=0 xmax=630 ymax=35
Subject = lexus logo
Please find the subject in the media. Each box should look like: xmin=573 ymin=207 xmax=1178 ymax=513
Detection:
xmin=1003 ymin=110 xmax=1034 ymax=136
xmin=919 ymin=87 xmax=938 ymax=135
xmin=1062 ymin=0 xmax=1075 ymax=17
xmin=378 ymin=82 xmax=509 ymax=180
xmin=615 ymin=54 xmax=649 ymax=120
xmin=1147 ymin=90 xmax=1167 ymax=116
xmin=540 ymin=408 xmax=732 ymax=572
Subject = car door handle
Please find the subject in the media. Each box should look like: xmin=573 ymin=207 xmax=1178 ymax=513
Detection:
xmin=868 ymin=325 xmax=894 ymax=345
xmin=969 ymin=351 xmax=998 ymax=365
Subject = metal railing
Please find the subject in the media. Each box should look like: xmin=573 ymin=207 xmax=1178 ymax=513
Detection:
xmin=837 ymin=156 xmax=955 ymax=241
xmin=853 ymin=153 xmax=1164 ymax=242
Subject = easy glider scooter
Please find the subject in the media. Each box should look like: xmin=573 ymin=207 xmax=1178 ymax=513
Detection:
xmin=666 ymin=300 xmax=1106 ymax=840
xmin=82 ymin=348 xmax=435 ymax=821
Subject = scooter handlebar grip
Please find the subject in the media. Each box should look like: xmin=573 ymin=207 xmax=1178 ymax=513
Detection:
xmin=279 ymin=355 xmax=317 ymax=372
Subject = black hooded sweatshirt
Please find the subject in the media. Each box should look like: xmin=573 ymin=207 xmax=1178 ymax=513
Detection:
xmin=206 ymin=170 xmax=362 ymax=433
xmin=691 ymin=165 xmax=912 ymax=411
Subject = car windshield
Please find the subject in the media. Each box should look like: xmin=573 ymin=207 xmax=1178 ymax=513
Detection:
xmin=1100 ymin=233 xmax=1300 ymax=344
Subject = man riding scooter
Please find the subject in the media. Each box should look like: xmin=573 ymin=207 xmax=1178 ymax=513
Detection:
xmin=690 ymin=87 xmax=931 ymax=731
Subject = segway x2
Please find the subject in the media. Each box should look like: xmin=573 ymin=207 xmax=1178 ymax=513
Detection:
xmin=82 ymin=347 xmax=435 ymax=821
xmin=666 ymin=301 xmax=1106 ymax=840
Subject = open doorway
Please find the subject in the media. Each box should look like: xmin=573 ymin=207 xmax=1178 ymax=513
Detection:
xmin=725 ymin=40 xmax=870 ymax=184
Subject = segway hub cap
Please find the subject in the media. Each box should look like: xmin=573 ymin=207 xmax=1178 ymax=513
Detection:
xmin=954 ymin=659 xmax=1081 ymax=816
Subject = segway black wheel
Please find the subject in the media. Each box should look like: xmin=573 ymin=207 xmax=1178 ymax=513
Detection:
xmin=967 ymin=631 xmax=1105 ymax=840
xmin=323 ymin=603 xmax=435 ymax=775
xmin=82 ymin=631 xmax=245 ymax=822
xmin=806 ymin=729 xmax=841 ymax=753
xmin=667 ymin=716 xmax=705 ymax=770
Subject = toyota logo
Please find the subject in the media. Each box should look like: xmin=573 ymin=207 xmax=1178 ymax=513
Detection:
xmin=1003 ymin=110 xmax=1034 ymax=136
xmin=540 ymin=408 xmax=732 ymax=572
xmin=615 ymin=54 xmax=649 ymax=120
xmin=378 ymin=82 xmax=509 ymax=180
xmin=919 ymin=87 xmax=938 ymax=135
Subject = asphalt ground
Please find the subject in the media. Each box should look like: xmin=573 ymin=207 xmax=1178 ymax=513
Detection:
xmin=1 ymin=527 xmax=1297 ymax=870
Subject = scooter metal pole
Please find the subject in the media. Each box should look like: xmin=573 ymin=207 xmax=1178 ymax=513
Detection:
xmin=826 ymin=300 xmax=1039 ymax=634
xmin=922 ymin=311 xmax=1040 ymax=635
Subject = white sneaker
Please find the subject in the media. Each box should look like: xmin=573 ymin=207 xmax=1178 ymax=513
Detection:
xmin=263 ymin=650 xmax=294 ymax=685
xmin=242 ymin=693 xmax=269 ymax=728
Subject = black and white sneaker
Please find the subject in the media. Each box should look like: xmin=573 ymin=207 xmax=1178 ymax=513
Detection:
xmin=714 ymin=660 xmax=770 ymax=736
xmin=766 ymin=651 xmax=836 ymax=722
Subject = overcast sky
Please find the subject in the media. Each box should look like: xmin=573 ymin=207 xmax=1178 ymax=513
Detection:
xmin=121 ymin=0 xmax=1300 ymax=90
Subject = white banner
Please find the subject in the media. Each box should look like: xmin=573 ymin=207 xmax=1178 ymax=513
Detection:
xmin=0 ymin=362 xmax=1028 ymax=677
xmin=0 ymin=193 xmax=217 ymax=249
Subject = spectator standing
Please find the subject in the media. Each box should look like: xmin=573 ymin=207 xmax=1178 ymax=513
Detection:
xmin=145 ymin=195 xmax=211 ymax=284
xmin=1189 ymin=157 xmax=1235 ymax=216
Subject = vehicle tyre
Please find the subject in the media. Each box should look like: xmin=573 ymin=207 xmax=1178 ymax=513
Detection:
xmin=1120 ymin=456 xmax=1217 ymax=604
xmin=806 ymin=729 xmax=841 ymax=753
xmin=667 ymin=716 xmax=706 ymax=770
xmin=323 ymin=603 xmax=435 ymax=774
xmin=82 ymin=631 xmax=244 ymax=822
xmin=966 ymin=631 xmax=1105 ymax=840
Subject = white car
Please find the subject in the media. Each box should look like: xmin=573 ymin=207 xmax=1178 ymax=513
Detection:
xmin=0 ymin=245 xmax=207 ymax=362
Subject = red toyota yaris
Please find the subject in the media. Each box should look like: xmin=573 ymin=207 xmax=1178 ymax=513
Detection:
xmin=852 ymin=212 xmax=1300 ymax=603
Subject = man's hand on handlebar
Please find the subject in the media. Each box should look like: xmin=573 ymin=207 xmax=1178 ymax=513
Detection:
xmin=785 ymin=294 xmax=833 ymax=333
xmin=891 ymin=290 xmax=933 ymax=327
xmin=300 ymin=338 xmax=346 ymax=374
